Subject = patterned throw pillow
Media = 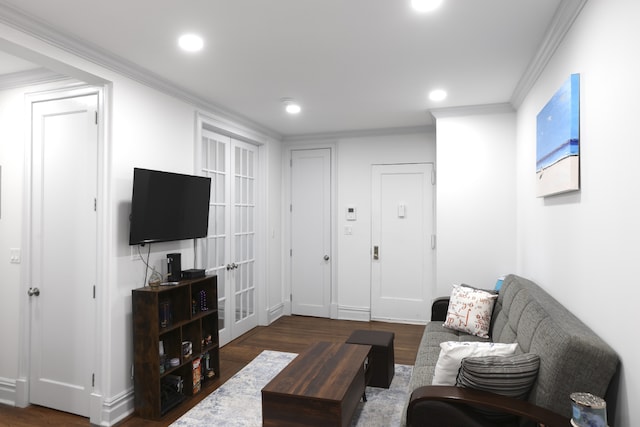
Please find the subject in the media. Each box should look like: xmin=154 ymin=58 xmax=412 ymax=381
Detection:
xmin=432 ymin=341 xmax=518 ymax=386
xmin=443 ymin=284 xmax=498 ymax=338
xmin=456 ymin=353 xmax=540 ymax=398
xmin=455 ymin=353 xmax=541 ymax=422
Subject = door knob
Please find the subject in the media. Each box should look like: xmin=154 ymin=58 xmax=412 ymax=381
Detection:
xmin=28 ymin=287 xmax=40 ymax=296
xmin=324 ymin=255 xmax=330 ymax=261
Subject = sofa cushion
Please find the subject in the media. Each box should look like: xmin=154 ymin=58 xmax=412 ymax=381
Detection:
xmin=432 ymin=341 xmax=518 ymax=386
xmin=444 ymin=284 xmax=498 ymax=338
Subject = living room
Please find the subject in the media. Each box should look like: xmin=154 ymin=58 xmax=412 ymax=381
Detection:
xmin=0 ymin=1 xmax=636 ymax=426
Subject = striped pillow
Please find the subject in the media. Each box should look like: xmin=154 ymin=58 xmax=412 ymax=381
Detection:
xmin=455 ymin=353 xmax=540 ymax=422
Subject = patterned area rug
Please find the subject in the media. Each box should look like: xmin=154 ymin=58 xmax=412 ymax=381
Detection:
xmin=171 ymin=349 xmax=413 ymax=427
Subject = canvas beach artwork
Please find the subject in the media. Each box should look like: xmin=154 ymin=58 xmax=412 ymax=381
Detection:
xmin=536 ymin=73 xmax=580 ymax=197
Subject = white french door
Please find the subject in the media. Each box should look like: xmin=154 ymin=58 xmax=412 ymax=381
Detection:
xmin=201 ymin=130 xmax=257 ymax=345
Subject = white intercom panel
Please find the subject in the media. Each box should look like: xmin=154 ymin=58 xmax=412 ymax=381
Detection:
xmin=346 ymin=205 xmax=357 ymax=221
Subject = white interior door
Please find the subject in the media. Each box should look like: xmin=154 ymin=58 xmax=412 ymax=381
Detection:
xmin=371 ymin=163 xmax=434 ymax=323
xmin=200 ymin=130 xmax=257 ymax=345
xmin=29 ymin=94 xmax=98 ymax=416
xmin=290 ymin=148 xmax=331 ymax=317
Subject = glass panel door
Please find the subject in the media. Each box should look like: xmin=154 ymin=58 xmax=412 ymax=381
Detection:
xmin=200 ymin=130 xmax=257 ymax=344
xmin=231 ymin=141 xmax=256 ymax=337
xmin=201 ymin=130 xmax=230 ymax=343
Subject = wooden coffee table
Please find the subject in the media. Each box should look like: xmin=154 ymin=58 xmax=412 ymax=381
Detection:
xmin=261 ymin=341 xmax=371 ymax=427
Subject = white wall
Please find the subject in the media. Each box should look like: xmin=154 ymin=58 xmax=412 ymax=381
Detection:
xmin=0 ymin=86 xmax=27 ymax=404
xmin=434 ymin=111 xmax=517 ymax=295
xmin=264 ymin=135 xmax=283 ymax=322
xmin=107 ymin=78 xmax=201 ymax=419
xmin=0 ymin=23 xmax=283 ymax=426
xmin=334 ymin=132 xmax=436 ymax=320
xmin=515 ymin=1 xmax=638 ymax=425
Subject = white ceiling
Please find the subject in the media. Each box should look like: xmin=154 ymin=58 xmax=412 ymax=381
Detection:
xmin=0 ymin=0 xmax=571 ymax=138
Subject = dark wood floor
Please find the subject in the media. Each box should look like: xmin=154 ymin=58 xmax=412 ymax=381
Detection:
xmin=0 ymin=315 xmax=424 ymax=427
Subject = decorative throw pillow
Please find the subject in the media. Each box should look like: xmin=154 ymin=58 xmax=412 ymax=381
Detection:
xmin=455 ymin=353 xmax=540 ymax=422
xmin=456 ymin=353 xmax=540 ymax=399
xmin=431 ymin=341 xmax=518 ymax=386
xmin=443 ymin=284 xmax=498 ymax=338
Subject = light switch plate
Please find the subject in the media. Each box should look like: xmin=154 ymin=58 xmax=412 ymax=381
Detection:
xmin=10 ymin=248 xmax=21 ymax=264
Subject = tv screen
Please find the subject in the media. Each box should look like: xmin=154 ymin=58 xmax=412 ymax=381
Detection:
xmin=129 ymin=168 xmax=211 ymax=245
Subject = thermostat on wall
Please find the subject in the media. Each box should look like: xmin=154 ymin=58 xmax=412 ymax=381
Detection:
xmin=346 ymin=206 xmax=357 ymax=221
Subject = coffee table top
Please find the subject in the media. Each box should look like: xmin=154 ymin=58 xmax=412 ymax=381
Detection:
xmin=262 ymin=341 xmax=371 ymax=401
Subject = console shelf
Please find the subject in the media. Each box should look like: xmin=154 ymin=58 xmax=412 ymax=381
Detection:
xmin=132 ymin=275 xmax=219 ymax=420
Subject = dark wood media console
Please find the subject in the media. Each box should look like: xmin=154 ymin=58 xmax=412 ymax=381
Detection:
xmin=132 ymin=275 xmax=219 ymax=420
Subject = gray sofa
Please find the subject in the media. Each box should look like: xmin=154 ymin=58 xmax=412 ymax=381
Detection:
xmin=404 ymin=274 xmax=619 ymax=427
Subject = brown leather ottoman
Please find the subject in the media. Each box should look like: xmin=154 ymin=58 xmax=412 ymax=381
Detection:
xmin=346 ymin=329 xmax=394 ymax=388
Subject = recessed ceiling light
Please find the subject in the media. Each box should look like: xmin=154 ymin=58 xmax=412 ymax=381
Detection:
xmin=178 ymin=34 xmax=204 ymax=52
xmin=411 ymin=0 xmax=443 ymax=13
xmin=281 ymin=98 xmax=302 ymax=114
xmin=429 ymin=89 xmax=447 ymax=101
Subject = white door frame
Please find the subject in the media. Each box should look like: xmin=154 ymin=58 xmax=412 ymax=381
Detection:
xmin=17 ymin=84 xmax=108 ymax=425
xmin=283 ymin=141 xmax=338 ymax=318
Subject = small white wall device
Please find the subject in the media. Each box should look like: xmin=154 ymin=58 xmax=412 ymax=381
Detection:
xmin=398 ymin=203 xmax=406 ymax=218
xmin=346 ymin=205 xmax=357 ymax=221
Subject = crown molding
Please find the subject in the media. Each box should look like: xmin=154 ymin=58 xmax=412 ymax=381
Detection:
xmin=429 ymin=103 xmax=515 ymax=120
xmin=0 ymin=1 xmax=283 ymax=141
xmin=0 ymin=67 xmax=67 ymax=90
xmin=281 ymin=124 xmax=434 ymax=143
xmin=510 ymin=0 xmax=589 ymax=108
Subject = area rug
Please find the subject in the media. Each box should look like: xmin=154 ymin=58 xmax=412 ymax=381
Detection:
xmin=171 ymin=349 xmax=413 ymax=427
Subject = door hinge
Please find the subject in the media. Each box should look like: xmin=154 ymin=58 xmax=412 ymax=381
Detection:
xmin=290 ymin=204 xmax=292 ymax=212
xmin=290 ymin=249 xmax=292 ymax=257
xmin=290 ymin=158 xmax=293 ymax=167
xmin=431 ymin=169 xmax=437 ymax=185
xmin=290 ymin=293 xmax=292 ymax=302
xmin=93 ymin=285 xmax=96 ymax=299
xmin=95 ymin=111 xmax=98 ymax=125
xmin=92 ymin=373 xmax=95 ymax=387
xmin=431 ymin=234 xmax=437 ymax=249
xmin=94 ymin=198 xmax=97 ymax=211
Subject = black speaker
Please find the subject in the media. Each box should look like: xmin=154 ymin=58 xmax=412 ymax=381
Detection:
xmin=167 ymin=253 xmax=182 ymax=282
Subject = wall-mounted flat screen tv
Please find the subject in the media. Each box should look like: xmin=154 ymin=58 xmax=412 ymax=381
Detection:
xmin=129 ymin=168 xmax=211 ymax=246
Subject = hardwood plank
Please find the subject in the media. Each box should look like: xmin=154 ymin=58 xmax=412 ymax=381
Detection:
xmin=0 ymin=316 xmax=423 ymax=427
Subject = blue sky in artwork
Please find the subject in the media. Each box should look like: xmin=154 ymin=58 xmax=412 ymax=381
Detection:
xmin=536 ymin=74 xmax=580 ymax=171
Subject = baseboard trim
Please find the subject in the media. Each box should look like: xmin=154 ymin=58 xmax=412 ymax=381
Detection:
xmin=0 ymin=376 xmax=16 ymax=406
xmin=267 ymin=303 xmax=285 ymax=324
xmin=337 ymin=305 xmax=370 ymax=322
xmin=370 ymin=316 xmax=428 ymax=325
xmin=95 ymin=388 xmax=135 ymax=426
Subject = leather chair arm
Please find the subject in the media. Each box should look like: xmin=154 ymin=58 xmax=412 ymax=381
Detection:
xmin=431 ymin=297 xmax=450 ymax=321
xmin=407 ymin=385 xmax=570 ymax=427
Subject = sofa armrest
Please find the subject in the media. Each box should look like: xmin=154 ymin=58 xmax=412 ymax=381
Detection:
xmin=407 ymin=386 xmax=570 ymax=427
xmin=431 ymin=297 xmax=450 ymax=321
